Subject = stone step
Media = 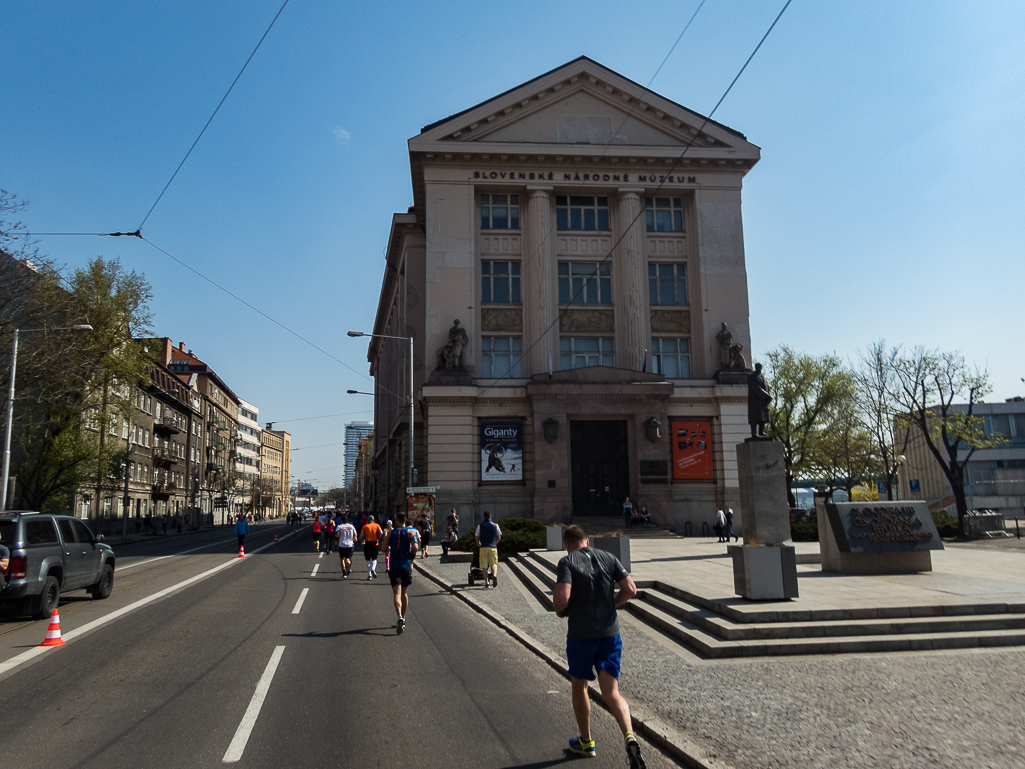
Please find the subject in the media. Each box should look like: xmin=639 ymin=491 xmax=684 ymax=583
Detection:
xmin=508 ymin=557 xmax=555 ymax=612
xmin=639 ymin=588 xmax=1025 ymax=641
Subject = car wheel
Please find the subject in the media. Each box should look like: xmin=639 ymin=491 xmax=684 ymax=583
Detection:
xmin=90 ymin=564 xmax=114 ymax=599
xmin=34 ymin=575 xmax=60 ymax=620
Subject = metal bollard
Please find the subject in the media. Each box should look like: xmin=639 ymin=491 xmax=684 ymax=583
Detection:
xmin=702 ymin=521 xmax=710 ymax=537
xmin=684 ymin=521 xmax=692 ymax=537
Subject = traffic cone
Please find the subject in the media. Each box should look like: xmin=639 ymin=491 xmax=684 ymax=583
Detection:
xmin=274 ymin=534 xmax=279 ymax=543
xmin=238 ymin=545 xmax=245 ymax=559
xmin=40 ymin=608 xmax=64 ymax=647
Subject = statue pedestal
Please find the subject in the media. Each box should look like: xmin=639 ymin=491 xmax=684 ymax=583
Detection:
xmin=729 ymin=544 xmax=799 ymax=600
xmin=732 ymin=439 xmax=799 ymax=600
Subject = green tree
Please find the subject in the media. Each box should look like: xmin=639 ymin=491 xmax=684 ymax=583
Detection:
xmin=812 ymin=385 xmax=880 ymax=501
xmin=763 ymin=346 xmax=851 ymax=507
xmin=891 ymin=348 xmax=1004 ymax=534
xmin=8 ymin=257 xmax=154 ymax=511
xmin=315 ymin=487 xmax=347 ymax=507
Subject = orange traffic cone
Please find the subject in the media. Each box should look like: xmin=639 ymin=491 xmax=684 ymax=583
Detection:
xmin=274 ymin=534 xmax=279 ymax=543
xmin=40 ymin=608 xmax=64 ymax=647
xmin=238 ymin=545 xmax=245 ymax=559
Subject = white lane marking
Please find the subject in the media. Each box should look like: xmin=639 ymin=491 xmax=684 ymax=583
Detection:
xmin=119 ymin=537 xmax=239 ymax=571
xmin=318 ymin=552 xmax=324 ymax=559
xmin=222 ymin=645 xmax=285 ymax=763
xmin=311 ymin=564 xmax=319 ymax=577
xmin=291 ymin=588 xmax=309 ymax=615
xmin=0 ymin=532 xmax=294 ymax=679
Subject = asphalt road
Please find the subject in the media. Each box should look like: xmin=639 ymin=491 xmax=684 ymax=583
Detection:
xmin=0 ymin=524 xmax=675 ymax=768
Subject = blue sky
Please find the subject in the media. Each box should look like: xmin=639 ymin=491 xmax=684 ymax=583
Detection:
xmin=3 ymin=1 xmax=1022 ymax=490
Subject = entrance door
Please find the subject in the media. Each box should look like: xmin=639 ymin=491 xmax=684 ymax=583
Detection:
xmin=570 ymin=421 xmax=629 ymax=517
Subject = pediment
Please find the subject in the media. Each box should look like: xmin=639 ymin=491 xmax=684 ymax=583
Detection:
xmin=411 ymin=57 xmax=758 ymax=156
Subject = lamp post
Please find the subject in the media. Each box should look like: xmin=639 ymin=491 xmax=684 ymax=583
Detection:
xmin=2 ymin=324 xmax=93 ymax=512
xmin=347 ymin=330 xmax=414 ymax=490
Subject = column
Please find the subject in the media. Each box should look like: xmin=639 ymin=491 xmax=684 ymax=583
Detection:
xmin=614 ymin=188 xmax=650 ymax=371
xmin=523 ymin=186 xmax=558 ymax=377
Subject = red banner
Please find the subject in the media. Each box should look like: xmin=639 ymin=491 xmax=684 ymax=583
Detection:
xmin=672 ymin=420 xmax=713 ymax=480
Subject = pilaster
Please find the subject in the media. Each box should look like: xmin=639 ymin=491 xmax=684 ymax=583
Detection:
xmin=614 ymin=188 xmax=650 ymax=371
xmin=523 ymin=186 xmax=557 ymax=376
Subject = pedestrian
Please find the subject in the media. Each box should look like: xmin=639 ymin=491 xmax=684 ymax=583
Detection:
xmin=323 ymin=515 xmax=335 ymax=554
xmin=312 ymin=516 xmax=322 ymax=553
xmin=418 ymin=513 xmax=433 ymax=559
xmin=360 ymin=515 xmax=383 ymax=580
xmin=387 ymin=512 xmax=419 ymax=634
xmin=636 ymin=507 xmax=652 ymax=527
xmin=162 ymin=513 xmax=169 ymax=535
xmin=622 ymin=496 xmax=633 ymax=528
xmin=714 ymin=508 xmax=726 ymax=542
xmin=336 ymin=514 xmax=357 ymax=578
xmin=474 ymin=510 xmax=502 ymax=588
xmin=0 ymin=527 xmax=10 ymax=592
xmin=234 ymin=514 xmax=249 ymax=552
xmin=440 ymin=526 xmax=457 ymax=563
xmin=725 ymin=506 xmax=738 ymax=542
xmin=382 ymin=519 xmax=394 ymax=571
xmin=446 ymin=507 xmax=460 ymax=536
xmin=553 ymin=525 xmax=645 ymax=768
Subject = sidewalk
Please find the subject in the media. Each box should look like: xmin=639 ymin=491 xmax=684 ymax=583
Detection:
xmin=418 ymin=538 xmax=1025 ymax=769
xmin=94 ymin=518 xmax=289 ymax=547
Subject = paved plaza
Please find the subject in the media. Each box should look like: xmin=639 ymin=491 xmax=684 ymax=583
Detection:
xmin=420 ymin=536 xmax=1025 ymax=768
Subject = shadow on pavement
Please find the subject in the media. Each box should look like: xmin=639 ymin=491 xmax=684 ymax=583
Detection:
xmin=281 ymin=628 xmax=396 ymax=638
xmin=499 ymin=751 xmax=577 ymax=768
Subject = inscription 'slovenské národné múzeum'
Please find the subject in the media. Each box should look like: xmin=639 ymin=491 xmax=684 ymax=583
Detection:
xmin=824 ymin=501 xmax=943 ymax=554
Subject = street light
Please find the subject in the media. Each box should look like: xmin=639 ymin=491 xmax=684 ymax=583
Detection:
xmin=347 ymin=330 xmax=414 ymax=490
xmin=2 ymin=324 xmax=93 ymax=511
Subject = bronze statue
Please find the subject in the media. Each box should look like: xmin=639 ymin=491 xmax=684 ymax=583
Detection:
xmin=437 ymin=319 xmax=469 ymax=370
xmin=747 ymin=362 xmax=771 ymax=438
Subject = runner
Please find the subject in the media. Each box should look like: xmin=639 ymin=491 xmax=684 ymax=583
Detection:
xmin=387 ymin=512 xmax=418 ymax=634
xmin=418 ymin=513 xmax=433 ymax=559
xmin=323 ymin=515 xmax=336 ymax=554
xmin=311 ymin=516 xmax=322 ymax=553
xmin=336 ymin=514 xmax=357 ymax=578
xmin=553 ymin=525 xmax=644 ymax=768
xmin=360 ymin=515 xmax=383 ymax=580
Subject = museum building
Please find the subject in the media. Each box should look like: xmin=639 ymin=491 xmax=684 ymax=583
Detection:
xmin=367 ymin=57 xmax=761 ymax=531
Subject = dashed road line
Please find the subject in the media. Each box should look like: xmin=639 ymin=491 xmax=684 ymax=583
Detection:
xmin=311 ymin=564 xmax=319 ymax=577
xmin=291 ymin=588 xmax=309 ymax=615
xmin=222 ymin=645 xmax=285 ymax=763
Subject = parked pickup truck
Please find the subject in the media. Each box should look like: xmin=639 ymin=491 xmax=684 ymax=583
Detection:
xmin=0 ymin=511 xmax=115 ymax=619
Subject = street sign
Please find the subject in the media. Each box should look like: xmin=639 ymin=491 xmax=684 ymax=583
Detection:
xmin=909 ymin=479 xmax=920 ymax=493
xmin=406 ymin=485 xmax=439 ymax=495
xmin=877 ymin=481 xmax=886 ymax=494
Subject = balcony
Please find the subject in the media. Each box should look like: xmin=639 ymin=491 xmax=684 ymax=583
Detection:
xmin=152 ymin=482 xmax=177 ymax=499
xmin=151 ymin=446 xmax=179 ymax=466
xmin=153 ymin=416 xmax=181 ymax=435
xmin=206 ymin=462 xmax=222 ymax=474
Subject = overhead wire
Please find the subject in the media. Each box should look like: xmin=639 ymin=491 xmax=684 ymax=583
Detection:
xmin=477 ymin=0 xmax=793 ymax=398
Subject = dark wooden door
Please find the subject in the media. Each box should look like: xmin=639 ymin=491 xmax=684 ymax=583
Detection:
xmin=570 ymin=421 xmax=629 ymax=517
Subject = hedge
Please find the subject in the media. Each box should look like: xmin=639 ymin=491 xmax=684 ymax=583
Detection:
xmin=450 ymin=517 xmax=546 ymax=554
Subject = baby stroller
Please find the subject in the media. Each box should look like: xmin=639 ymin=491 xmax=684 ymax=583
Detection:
xmin=467 ymin=545 xmax=497 ymax=588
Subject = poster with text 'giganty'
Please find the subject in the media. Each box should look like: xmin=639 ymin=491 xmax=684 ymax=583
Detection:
xmin=672 ymin=420 xmax=713 ymax=480
xmin=480 ymin=421 xmax=523 ymax=482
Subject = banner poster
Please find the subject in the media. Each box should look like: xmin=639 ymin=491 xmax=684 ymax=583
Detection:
xmin=480 ymin=421 xmax=523 ymax=482
xmin=672 ymin=420 xmax=714 ymax=480
xmin=406 ymin=495 xmax=436 ymax=531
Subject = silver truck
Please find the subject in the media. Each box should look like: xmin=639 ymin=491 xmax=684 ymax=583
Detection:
xmin=0 ymin=511 xmax=116 ymax=619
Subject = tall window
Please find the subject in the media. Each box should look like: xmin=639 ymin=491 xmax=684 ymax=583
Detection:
xmin=649 ymin=263 xmax=688 ymax=306
xmin=556 ymin=195 xmax=610 ymax=231
xmin=481 ymin=336 xmax=522 ymax=378
xmin=559 ymin=262 xmax=612 ymax=305
xmin=645 ymin=197 xmax=684 ymax=232
xmin=560 ymin=337 xmax=614 ymax=369
xmin=480 ymin=194 xmax=519 ymax=229
xmin=651 ymin=338 xmax=691 ymax=378
xmin=481 ymin=261 xmax=521 ymax=304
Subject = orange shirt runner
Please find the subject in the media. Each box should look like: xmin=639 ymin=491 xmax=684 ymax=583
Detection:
xmin=361 ymin=521 xmax=382 ymax=545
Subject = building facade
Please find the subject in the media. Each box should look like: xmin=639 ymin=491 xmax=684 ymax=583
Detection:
xmin=368 ymin=58 xmax=760 ymax=531
xmin=260 ymin=428 xmax=290 ymax=518
xmin=235 ymin=399 xmax=262 ymax=518
xmin=898 ymin=397 xmax=1025 ymax=518
xmin=344 ymin=421 xmax=374 ymax=486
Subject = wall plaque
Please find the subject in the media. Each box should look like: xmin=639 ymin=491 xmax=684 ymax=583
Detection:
xmin=824 ymin=501 xmax=943 ymax=553
xmin=639 ymin=460 xmax=668 ymax=476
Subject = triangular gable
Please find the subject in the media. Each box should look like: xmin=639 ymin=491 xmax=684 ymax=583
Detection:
xmin=411 ymin=57 xmax=758 ymax=156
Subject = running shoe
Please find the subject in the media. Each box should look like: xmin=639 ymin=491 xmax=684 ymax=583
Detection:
xmin=367 ymin=575 xmax=372 ymax=580
xmin=568 ymin=736 xmax=596 ymax=758
xmin=626 ymin=736 xmax=645 ymax=769
xmin=371 ymin=569 xmax=377 ymax=579
xmin=396 ymin=617 xmax=405 ymax=635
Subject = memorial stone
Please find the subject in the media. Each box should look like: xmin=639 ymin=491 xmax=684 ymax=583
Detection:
xmin=817 ymin=497 xmax=942 ymax=574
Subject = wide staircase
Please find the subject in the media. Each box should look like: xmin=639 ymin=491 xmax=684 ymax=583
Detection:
xmin=570 ymin=516 xmax=677 ymax=539
xmin=505 ymin=550 xmax=1025 ymax=658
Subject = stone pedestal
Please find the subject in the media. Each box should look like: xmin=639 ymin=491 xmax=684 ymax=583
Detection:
xmin=729 ymin=545 xmax=799 ymax=600
xmin=546 ymin=526 xmax=565 ymax=551
xmin=593 ymin=536 xmax=631 ymax=572
xmin=732 ymin=439 xmax=798 ymax=600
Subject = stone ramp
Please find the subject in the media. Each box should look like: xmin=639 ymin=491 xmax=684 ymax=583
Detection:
xmin=508 ymin=545 xmax=1025 ymax=659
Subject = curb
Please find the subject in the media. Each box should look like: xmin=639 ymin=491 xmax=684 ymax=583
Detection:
xmin=414 ymin=562 xmax=727 ymax=769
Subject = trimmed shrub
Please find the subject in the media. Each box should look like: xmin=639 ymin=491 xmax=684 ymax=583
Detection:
xmin=791 ymin=522 xmax=818 ymax=542
xmin=931 ymin=510 xmax=960 ymax=539
xmin=450 ymin=517 xmax=546 ymax=554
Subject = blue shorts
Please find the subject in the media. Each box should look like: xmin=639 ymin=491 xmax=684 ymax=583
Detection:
xmin=566 ymin=635 xmax=622 ymax=681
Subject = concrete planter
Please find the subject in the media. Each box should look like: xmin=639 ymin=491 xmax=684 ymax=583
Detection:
xmin=546 ymin=526 xmax=565 ymax=551
xmin=592 ymin=536 xmax=631 ymax=572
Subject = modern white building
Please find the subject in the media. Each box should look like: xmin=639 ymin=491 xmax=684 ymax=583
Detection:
xmin=344 ymin=421 xmax=374 ymax=486
xmin=236 ymin=399 xmax=262 ymax=516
